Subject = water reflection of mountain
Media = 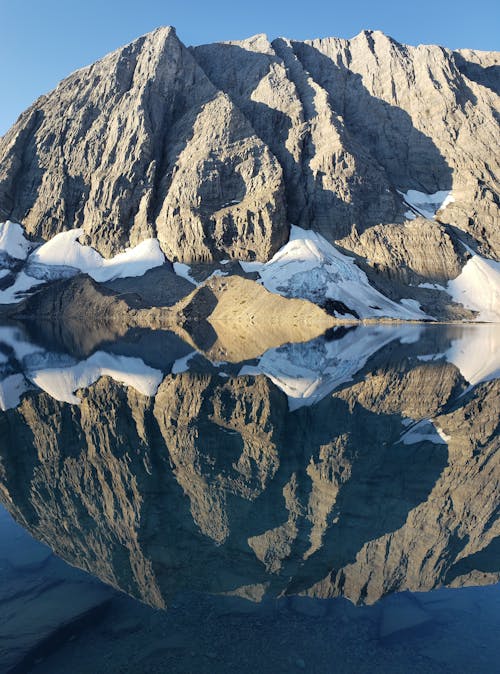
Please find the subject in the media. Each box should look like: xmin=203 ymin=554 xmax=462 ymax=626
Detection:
xmin=0 ymin=323 xmax=498 ymax=609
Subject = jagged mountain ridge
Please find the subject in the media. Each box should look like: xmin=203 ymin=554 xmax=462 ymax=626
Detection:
xmin=0 ymin=26 xmax=498 ymax=276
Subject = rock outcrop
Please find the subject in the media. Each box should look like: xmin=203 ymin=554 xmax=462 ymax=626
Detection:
xmin=0 ymin=27 xmax=498 ymax=271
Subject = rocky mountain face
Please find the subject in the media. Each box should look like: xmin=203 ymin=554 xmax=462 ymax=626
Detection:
xmin=0 ymin=27 xmax=498 ymax=276
xmin=0 ymin=331 xmax=498 ymax=608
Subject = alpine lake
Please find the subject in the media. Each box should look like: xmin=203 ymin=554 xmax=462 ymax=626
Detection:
xmin=0 ymin=321 xmax=498 ymax=673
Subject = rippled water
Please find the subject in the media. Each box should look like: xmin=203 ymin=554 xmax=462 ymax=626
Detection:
xmin=0 ymin=322 xmax=499 ymax=673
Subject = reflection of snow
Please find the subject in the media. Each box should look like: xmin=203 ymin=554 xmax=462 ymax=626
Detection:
xmin=172 ymin=351 xmax=197 ymax=374
xmin=241 ymin=226 xmax=429 ymax=320
xmin=239 ymin=326 xmax=423 ymax=410
xmin=444 ymin=325 xmax=500 ymax=386
xmin=26 ymin=352 xmax=163 ymax=404
xmin=0 ymin=373 xmax=31 ymax=411
xmin=400 ymin=189 xmax=454 ymax=219
xmin=399 ymin=419 xmax=448 ymax=445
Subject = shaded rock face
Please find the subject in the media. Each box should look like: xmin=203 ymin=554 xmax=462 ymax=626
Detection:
xmin=0 ymin=27 xmax=498 ymax=265
xmin=0 ymin=331 xmax=498 ymax=608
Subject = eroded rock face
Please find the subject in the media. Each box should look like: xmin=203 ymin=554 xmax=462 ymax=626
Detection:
xmin=0 ymin=27 xmax=498 ymax=266
xmin=0 ymin=27 xmax=287 ymax=262
xmin=0 ymin=333 xmax=498 ymax=608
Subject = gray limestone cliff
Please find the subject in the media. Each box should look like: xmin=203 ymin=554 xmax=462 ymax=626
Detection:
xmin=0 ymin=27 xmax=498 ymax=271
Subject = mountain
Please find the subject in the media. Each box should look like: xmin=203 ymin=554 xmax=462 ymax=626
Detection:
xmin=0 ymin=27 xmax=498 ymax=318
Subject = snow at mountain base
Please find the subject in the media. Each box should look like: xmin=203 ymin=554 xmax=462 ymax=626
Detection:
xmin=400 ymin=189 xmax=454 ymax=219
xmin=240 ymin=226 xmax=429 ymax=320
xmin=0 ymin=223 xmax=165 ymax=303
xmin=0 ymin=221 xmax=35 ymax=261
xmin=29 ymin=229 xmax=165 ymax=282
xmin=446 ymin=251 xmax=500 ymax=322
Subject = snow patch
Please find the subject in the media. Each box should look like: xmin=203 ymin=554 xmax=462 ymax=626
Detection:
xmin=0 ymin=271 xmax=45 ymax=304
xmin=30 ymin=229 xmax=165 ymax=282
xmin=241 ymin=226 xmax=429 ymax=320
xmin=0 ymin=221 xmax=35 ymax=261
xmin=173 ymin=262 xmax=198 ymax=286
xmin=400 ymin=190 xmax=454 ymax=219
xmin=399 ymin=419 xmax=448 ymax=445
xmin=0 ymin=373 xmax=31 ymax=411
xmin=445 ymin=252 xmax=500 ymax=322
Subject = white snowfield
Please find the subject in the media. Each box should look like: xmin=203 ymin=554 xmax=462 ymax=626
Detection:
xmin=241 ymin=226 xmax=429 ymax=320
xmin=0 ymin=221 xmax=35 ymax=261
xmin=446 ymin=250 xmax=500 ymax=322
xmin=29 ymin=228 xmax=165 ymax=282
xmin=400 ymin=189 xmax=454 ymax=219
xmin=0 ymin=223 xmax=165 ymax=304
xmin=239 ymin=325 xmax=424 ymax=411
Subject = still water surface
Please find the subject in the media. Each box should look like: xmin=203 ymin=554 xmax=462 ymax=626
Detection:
xmin=0 ymin=322 xmax=498 ymax=673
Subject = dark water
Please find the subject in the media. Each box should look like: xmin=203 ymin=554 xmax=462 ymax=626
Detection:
xmin=0 ymin=322 xmax=499 ymax=673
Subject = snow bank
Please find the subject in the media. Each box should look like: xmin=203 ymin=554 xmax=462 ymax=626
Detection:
xmin=26 ymin=351 xmax=164 ymax=404
xmin=446 ymin=252 xmax=500 ymax=322
xmin=29 ymin=229 xmax=165 ymax=282
xmin=0 ymin=221 xmax=35 ymax=261
xmin=241 ymin=226 xmax=429 ymax=320
xmin=0 ymin=271 xmax=45 ymax=304
xmin=400 ymin=190 xmax=454 ymax=219
xmin=239 ymin=325 xmax=423 ymax=410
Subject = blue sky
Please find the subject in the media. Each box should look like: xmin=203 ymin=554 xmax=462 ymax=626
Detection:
xmin=1 ymin=0 xmax=498 ymax=135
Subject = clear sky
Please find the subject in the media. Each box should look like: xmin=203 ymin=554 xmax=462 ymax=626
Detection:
xmin=1 ymin=0 xmax=498 ymax=135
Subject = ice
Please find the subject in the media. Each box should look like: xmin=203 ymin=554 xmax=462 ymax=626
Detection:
xmin=241 ymin=226 xmax=429 ymax=320
xmin=445 ymin=250 xmax=500 ymax=322
xmin=29 ymin=229 xmax=165 ymax=282
xmin=239 ymin=325 xmax=423 ymax=410
xmin=0 ymin=221 xmax=35 ymax=261
xmin=173 ymin=262 xmax=198 ymax=286
xmin=400 ymin=190 xmax=454 ymax=219
xmin=26 ymin=352 xmax=164 ymax=404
